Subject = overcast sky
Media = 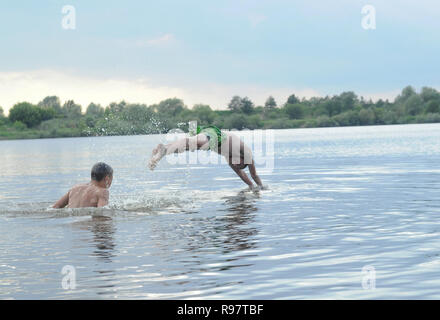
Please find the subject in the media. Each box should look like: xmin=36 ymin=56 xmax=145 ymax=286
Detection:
xmin=0 ymin=0 xmax=439 ymax=112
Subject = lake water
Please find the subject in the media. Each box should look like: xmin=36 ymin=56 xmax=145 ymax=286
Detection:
xmin=1 ymin=124 xmax=440 ymax=299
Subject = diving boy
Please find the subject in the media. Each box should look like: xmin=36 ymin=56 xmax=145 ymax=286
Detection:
xmin=53 ymin=162 xmax=113 ymax=208
xmin=148 ymin=125 xmax=264 ymax=190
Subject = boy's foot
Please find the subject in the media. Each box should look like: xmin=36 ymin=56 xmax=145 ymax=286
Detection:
xmin=148 ymin=144 xmax=167 ymax=170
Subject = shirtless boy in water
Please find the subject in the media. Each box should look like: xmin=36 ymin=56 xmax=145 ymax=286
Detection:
xmin=149 ymin=125 xmax=264 ymax=190
xmin=53 ymin=162 xmax=113 ymax=208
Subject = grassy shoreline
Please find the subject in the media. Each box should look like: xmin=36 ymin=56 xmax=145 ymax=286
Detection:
xmin=2 ymin=86 xmax=440 ymax=141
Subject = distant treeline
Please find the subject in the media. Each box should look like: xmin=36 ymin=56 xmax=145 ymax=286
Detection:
xmin=1 ymin=85 xmax=440 ymax=140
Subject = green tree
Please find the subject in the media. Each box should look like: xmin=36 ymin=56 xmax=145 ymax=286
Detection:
xmin=122 ymin=104 xmax=152 ymax=123
xmin=376 ymin=99 xmax=385 ymax=108
xmin=241 ymin=97 xmax=254 ymax=114
xmin=62 ymin=100 xmax=82 ymax=118
xmin=38 ymin=107 xmax=56 ymax=121
xmin=395 ymin=85 xmax=416 ymax=105
xmin=228 ymin=96 xmax=243 ymax=112
xmin=284 ymin=103 xmax=304 ymax=119
xmin=38 ymin=96 xmax=62 ymax=114
xmin=9 ymin=102 xmax=42 ymax=127
xmin=373 ymin=107 xmax=386 ymax=124
xmin=420 ymin=87 xmax=439 ymax=103
xmin=359 ymin=109 xmax=376 ymax=125
xmin=333 ymin=110 xmax=360 ymax=126
xmin=192 ymin=104 xmax=215 ymax=124
xmin=0 ymin=106 xmax=5 ymax=125
xmin=13 ymin=121 xmax=27 ymax=130
xmin=264 ymin=96 xmax=277 ymax=109
xmin=246 ymin=114 xmax=263 ymax=129
xmin=426 ymin=100 xmax=440 ymax=113
xmin=86 ymin=103 xmax=105 ymax=117
xmin=227 ymin=96 xmax=254 ymax=114
xmin=323 ymin=98 xmax=342 ymax=117
xmin=107 ymin=101 xmax=127 ymax=114
xmin=313 ymin=104 xmax=329 ymax=117
xmin=339 ymin=91 xmax=358 ymax=112
xmin=84 ymin=116 xmax=96 ymax=128
xmin=286 ymin=94 xmax=299 ymax=105
xmin=229 ymin=114 xmax=247 ymax=129
xmin=155 ymin=98 xmax=185 ymax=116
xmin=404 ymin=95 xmax=423 ymax=116
xmin=316 ymin=115 xmax=337 ymax=127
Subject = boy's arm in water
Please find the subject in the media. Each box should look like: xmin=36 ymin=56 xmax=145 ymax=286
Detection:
xmin=53 ymin=191 xmax=70 ymax=208
xmin=229 ymin=160 xmax=264 ymax=190
xmin=248 ymin=161 xmax=263 ymax=187
xmin=229 ymin=164 xmax=254 ymax=188
xmin=97 ymin=189 xmax=110 ymax=207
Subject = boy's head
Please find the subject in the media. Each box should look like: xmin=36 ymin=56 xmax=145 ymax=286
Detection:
xmin=91 ymin=162 xmax=113 ymax=188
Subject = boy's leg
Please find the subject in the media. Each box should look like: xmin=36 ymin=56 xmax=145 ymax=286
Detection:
xmin=165 ymin=134 xmax=209 ymax=154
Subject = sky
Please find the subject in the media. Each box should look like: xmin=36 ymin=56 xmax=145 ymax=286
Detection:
xmin=0 ymin=0 xmax=439 ymax=113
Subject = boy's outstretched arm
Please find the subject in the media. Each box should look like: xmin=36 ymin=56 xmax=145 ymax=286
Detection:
xmin=149 ymin=135 xmax=209 ymax=170
xmin=53 ymin=191 xmax=70 ymax=208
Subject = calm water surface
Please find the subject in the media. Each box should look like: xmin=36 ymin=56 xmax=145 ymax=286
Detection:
xmin=0 ymin=124 xmax=440 ymax=299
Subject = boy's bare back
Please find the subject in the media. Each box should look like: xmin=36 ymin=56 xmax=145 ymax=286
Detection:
xmin=66 ymin=183 xmax=109 ymax=208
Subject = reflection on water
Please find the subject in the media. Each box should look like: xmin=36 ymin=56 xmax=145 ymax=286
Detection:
xmin=72 ymin=216 xmax=117 ymax=263
xmin=219 ymin=191 xmax=259 ymax=252
xmin=91 ymin=217 xmax=117 ymax=263
xmin=1 ymin=124 xmax=440 ymax=299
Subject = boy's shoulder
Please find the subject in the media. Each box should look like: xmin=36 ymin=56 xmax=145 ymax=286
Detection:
xmin=95 ymin=186 xmax=109 ymax=198
xmin=97 ymin=188 xmax=109 ymax=204
xmin=70 ymin=183 xmax=89 ymax=191
xmin=70 ymin=183 xmax=107 ymax=194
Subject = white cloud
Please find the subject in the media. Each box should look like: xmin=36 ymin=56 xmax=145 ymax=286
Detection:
xmin=135 ymin=33 xmax=175 ymax=47
xmin=248 ymin=13 xmax=267 ymax=28
xmin=0 ymin=69 xmax=405 ymax=115
xmin=0 ymin=69 xmax=323 ymax=113
xmin=0 ymin=70 xmax=185 ymax=113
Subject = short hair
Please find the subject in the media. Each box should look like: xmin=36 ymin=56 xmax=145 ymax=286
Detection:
xmin=91 ymin=162 xmax=113 ymax=181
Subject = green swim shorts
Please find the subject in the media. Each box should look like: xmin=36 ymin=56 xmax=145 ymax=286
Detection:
xmin=196 ymin=125 xmax=227 ymax=150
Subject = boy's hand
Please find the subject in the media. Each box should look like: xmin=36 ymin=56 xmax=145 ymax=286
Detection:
xmin=249 ymin=184 xmax=268 ymax=192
